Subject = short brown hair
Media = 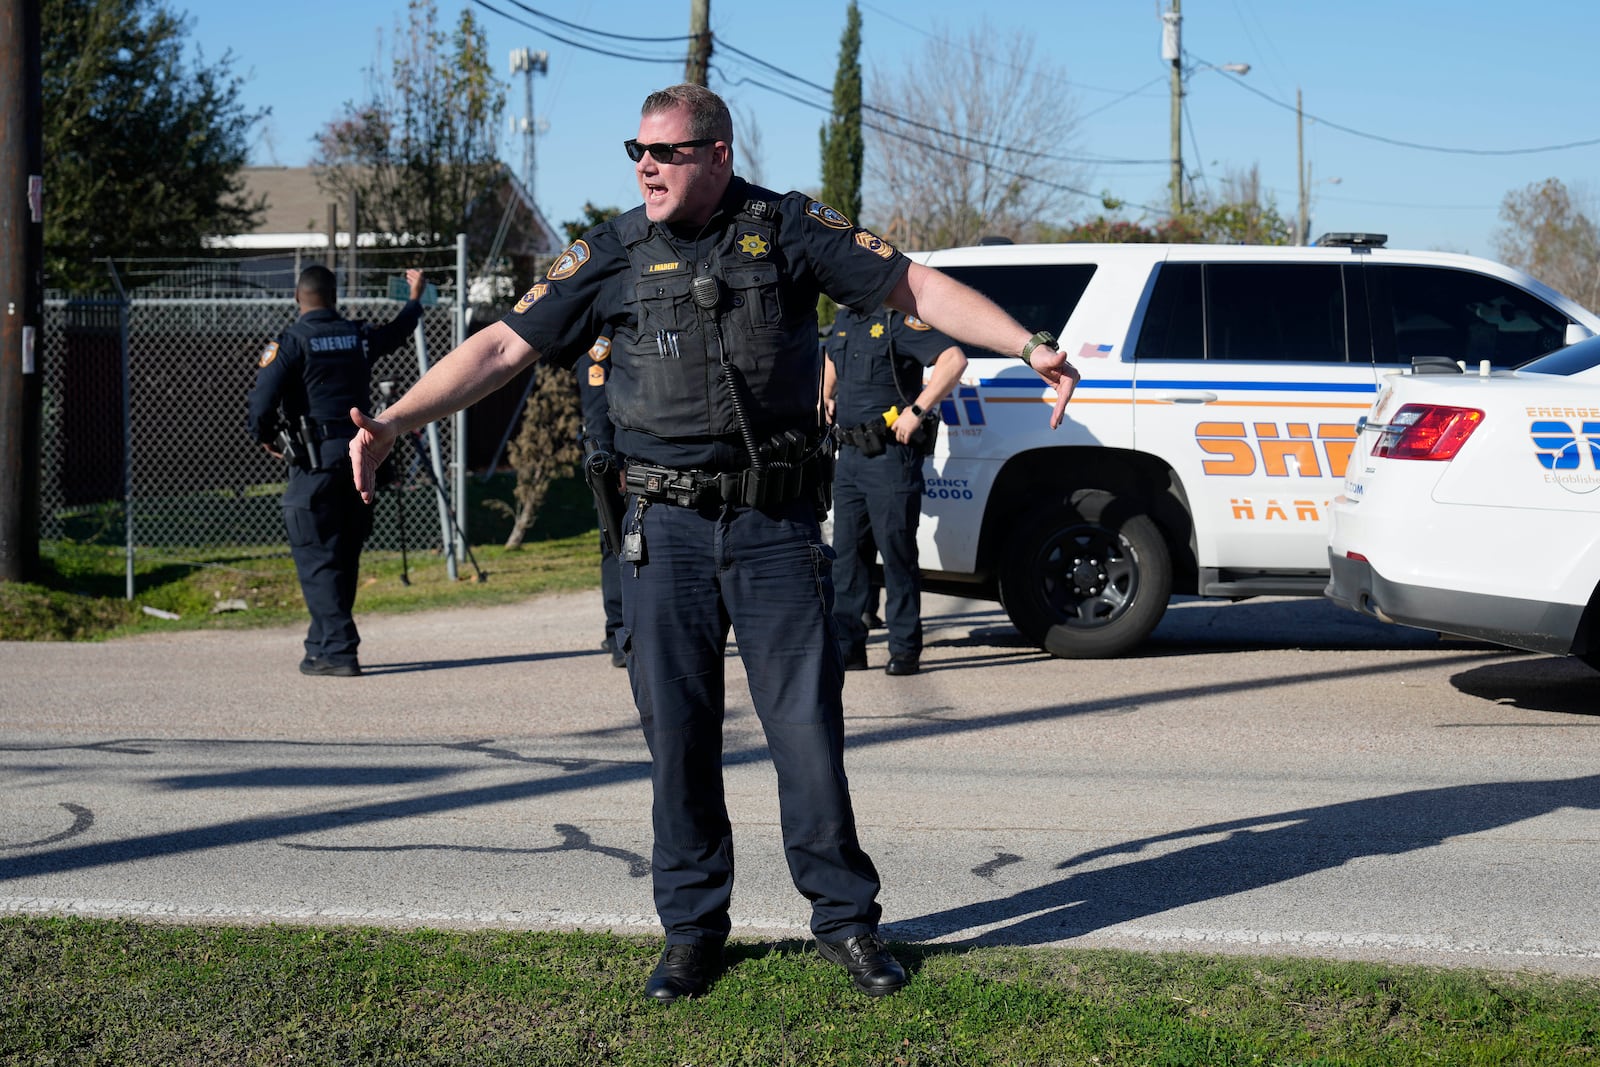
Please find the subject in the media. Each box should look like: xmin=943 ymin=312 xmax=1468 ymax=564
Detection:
xmin=641 ymin=84 xmax=733 ymax=143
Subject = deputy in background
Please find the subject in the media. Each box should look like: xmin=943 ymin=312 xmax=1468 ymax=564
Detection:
xmin=576 ymin=333 xmax=626 ymax=667
xmin=824 ymin=306 xmax=967 ymax=675
xmin=247 ymin=264 xmax=425 ymax=677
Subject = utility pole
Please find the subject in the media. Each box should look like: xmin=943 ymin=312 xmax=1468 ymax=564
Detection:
xmin=686 ymin=0 xmax=711 ymax=87
xmin=0 ymin=0 xmax=44 ymax=581
xmin=1162 ymin=0 xmax=1183 ymax=217
xmin=1296 ymin=88 xmax=1307 ymax=246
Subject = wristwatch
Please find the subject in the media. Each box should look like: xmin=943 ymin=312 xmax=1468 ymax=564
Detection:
xmin=909 ymin=402 xmax=925 ymax=418
xmin=1019 ymin=330 xmax=1056 ymax=363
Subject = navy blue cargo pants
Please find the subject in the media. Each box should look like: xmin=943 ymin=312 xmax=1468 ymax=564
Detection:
xmin=830 ymin=441 xmax=926 ymax=660
xmin=618 ymin=493 xmax=884 ymax=945
xmin=283 ymin=460 xmax=372 ymax=666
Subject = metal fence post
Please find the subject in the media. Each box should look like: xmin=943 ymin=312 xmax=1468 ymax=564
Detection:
xmin=106 ymin=261 xmax=134 ymax=600
xmin=453 ymin=232 xmax=468 ymax=562
xmin=411 ymin=321 xmax=458 ymax=582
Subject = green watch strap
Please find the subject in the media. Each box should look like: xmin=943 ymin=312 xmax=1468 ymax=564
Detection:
xmin=1020 ymin=330 xmax=1056 ymax=363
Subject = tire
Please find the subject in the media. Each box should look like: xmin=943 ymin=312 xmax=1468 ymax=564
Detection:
xmin=997 ymin=496 xmax=1172 ymax=659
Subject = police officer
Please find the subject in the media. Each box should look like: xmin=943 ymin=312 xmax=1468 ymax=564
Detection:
xmin=576 ymin=333 xmax=626 ymax=668
xmin=346 ymin=84 xmax=1079 ymax=1001
xmin=247 ymin=264 xmax=425 ymax=677
xmin=824 ymin=306 xmax=967 ymax=676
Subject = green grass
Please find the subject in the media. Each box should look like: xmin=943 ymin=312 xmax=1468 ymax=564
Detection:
xmin=3 ymin=475 xmax=604 ymax=641
xmin=2 ymin=919 xmax=1596 ymax=1066
xmin=9 ymin=479 xmax=1600 ymax=1063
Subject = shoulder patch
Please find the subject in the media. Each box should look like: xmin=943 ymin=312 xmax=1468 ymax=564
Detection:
xmin=513 ymin=283 xmax=550 ymax=313
xmin=588 ymin=363 xmax=606 ymax=387
xmin=805 ymin=201 xmax=852 ymax=229
xmin=737 ymin=233 xmax=770 ymax=258
xmin=547 ymin=240 xmax=592 ymax=280
xmin=257 ymin=342 xmax=279 ymax=369
xmin=903 ymin=315 xmax=932 ymax=331
xmin=587 ymin=335 xmax=612 ymax=362
xmin=854 ymin=230 xmax=896 ymax=260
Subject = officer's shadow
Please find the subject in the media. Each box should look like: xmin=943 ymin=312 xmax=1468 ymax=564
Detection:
xmin=359 ymin=648 xmax=617 ymax=676
xmin=888 ymin=773 xmax=1600 ymax=946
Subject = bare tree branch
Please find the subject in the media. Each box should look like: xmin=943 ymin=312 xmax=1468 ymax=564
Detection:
xmin=865 ymin=22 xmax=1088 ymax=248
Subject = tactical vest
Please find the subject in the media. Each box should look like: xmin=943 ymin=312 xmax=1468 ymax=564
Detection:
xmin=281 ymin=313 xmax=370 ymax=428
xmin=607 ymin=192 xmax=820 ymax=441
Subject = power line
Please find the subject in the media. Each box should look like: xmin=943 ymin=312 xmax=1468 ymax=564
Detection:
xmin=478 ymin=0 xmax=692 ymax=44
xmin=469 ymin=0 xmax=685 ymax=64
xmin=716 ymin=39 xmax=1165 ymax=167
xmin=1194 ymin=55 xmax=1600 ymax=157
xmin=467 ymin=1 xmax=1163 ymax=210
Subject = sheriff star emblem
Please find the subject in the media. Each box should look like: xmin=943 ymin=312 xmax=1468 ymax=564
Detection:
xmin=738 ymin=233 xmax=770 ymax=258
xmin=870 ymin=323 xmax=885 ymax=338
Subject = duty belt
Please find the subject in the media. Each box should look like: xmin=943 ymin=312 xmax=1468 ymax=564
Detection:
xmin=623 ymin=459 xmax=811 ymax=510
xmin=839 ymin=422 xmax=889 ymax=450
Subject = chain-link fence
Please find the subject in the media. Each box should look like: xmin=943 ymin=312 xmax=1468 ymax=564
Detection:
xmin=39 ymin=244 xmax=484 ymax=594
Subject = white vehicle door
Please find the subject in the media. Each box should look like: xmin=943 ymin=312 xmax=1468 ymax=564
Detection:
xmin=1129 ymin=256 xmax=1376 ymax=581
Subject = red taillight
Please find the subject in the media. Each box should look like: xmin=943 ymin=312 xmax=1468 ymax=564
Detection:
xmin=1372 ymin=404 xmax=1484 ymax=460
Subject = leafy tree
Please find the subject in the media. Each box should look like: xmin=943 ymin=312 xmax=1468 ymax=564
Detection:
xmin=41 ymin=0 xmax=264 ymax=290
xmin=1493 ymin=178 xmax=1600 ymax=310
xmin=562 ymin=203 xmax=624 ymax=244
xmin=1045 ymin=167 xmax=1290 ymax=246
xmin=816 ymin=1 xmax=863 ymax=329
xmin=866 ymin=20 xmax=1087 ymax=250
xmin=312 ymin=0 xmax=505 ymax=253
xmin=498 ymin=204 xmax=622 ymax=549
xmin=1182 ymin=166 xmax=1292 ymax=245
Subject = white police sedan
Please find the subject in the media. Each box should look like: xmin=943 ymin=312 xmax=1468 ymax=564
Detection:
xmin=1327 ymin=338 xmax=1600 ymax=669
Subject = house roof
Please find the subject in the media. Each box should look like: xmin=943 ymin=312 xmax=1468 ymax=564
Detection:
xmin=210 ymin=166 xmax=563 ymax=256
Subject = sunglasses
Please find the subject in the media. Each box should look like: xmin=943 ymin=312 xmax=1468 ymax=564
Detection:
xmin=624 ymin=138 xmax=715 ymax=164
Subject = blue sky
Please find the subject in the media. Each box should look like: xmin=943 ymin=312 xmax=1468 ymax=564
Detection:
xmin=187 ymin=0 xmax=1600 ymax=260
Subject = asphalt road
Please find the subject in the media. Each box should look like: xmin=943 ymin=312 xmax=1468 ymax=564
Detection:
xmin=4 ymin=589 xmax=1599 ymax=975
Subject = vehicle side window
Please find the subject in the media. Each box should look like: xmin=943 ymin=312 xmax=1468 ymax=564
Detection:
xmin=937 ymin=264 xmax=1097 ymax=343
xmin=1366 ymin=265 xmax=1569 ymax=368
xmin=1203 ymin=263 xmax=1347 ymax=362
xmin=1133 ymin=262 xmax=1203 ymax=359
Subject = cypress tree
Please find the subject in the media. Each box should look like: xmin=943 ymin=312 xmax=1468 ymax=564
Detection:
xmin=817 ymin=2 xmax=863 ymax=329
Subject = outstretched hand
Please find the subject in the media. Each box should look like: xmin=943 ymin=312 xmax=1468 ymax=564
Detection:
xmin=349 ymin=407 xmax=398 ymax=504
xmin=1027 ymin=347 xmax=1082 ymax=430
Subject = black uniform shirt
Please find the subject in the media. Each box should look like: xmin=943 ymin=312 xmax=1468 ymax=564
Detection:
xmin=247 ymin=301 xmax=423 ymax=453
xmin=499 ymin=176 xmax=911 ymax=468
xmin=827 ymin=307 xmax=958 ymax=428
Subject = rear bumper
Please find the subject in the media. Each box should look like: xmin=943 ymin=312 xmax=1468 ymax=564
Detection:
xmin=1326 ymin=551 xmax=1581 ymax=656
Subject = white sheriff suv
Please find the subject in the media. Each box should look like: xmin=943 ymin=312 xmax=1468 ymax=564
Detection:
xmin=911 ymin=234 xmax=1600 ymax=658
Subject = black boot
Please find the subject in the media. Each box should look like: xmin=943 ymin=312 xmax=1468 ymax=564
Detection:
xmin=816 ymin=933 xmax=907 ymax=996
xmin=644 ymin=942 xmax=721 ymax=1002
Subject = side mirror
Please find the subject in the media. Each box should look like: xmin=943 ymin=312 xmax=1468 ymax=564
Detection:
xmin=1565 ymin=322 xmax=1594 ymax=346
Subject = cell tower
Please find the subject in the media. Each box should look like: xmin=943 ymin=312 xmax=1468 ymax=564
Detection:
xmin=509 ymin=47 xmax=549 ymax=203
